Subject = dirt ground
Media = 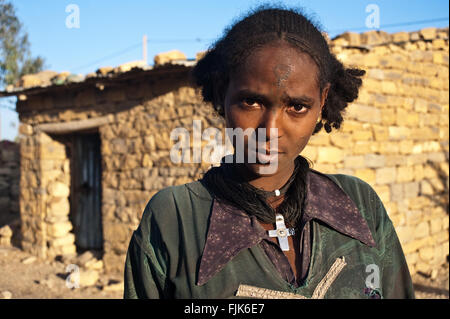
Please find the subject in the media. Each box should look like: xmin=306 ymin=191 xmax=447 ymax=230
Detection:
xmin=0 ymin=244 xmax=448 ymax=299
xmin=0 ymin=245 xmax=123 ymax=299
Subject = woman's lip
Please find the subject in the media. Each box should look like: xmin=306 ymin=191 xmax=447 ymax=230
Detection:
xmin=247 ymin=147 xmax=283 ymax=153
xmin=256 ymin=152 xmax=279 ymax=163
xmin=245 ymin=149 xmax=280 ymax=162
xmin=257 ymin=150 xmax=283 ymax=155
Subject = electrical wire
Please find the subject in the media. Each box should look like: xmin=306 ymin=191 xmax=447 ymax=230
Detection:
xmin=329 ymin=17 xmax=449 ymax=33
xmin=64 ymin=17 xmax=450 ymax=73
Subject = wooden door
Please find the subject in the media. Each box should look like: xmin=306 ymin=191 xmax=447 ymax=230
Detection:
xmin=71 ymin=133 xmax=103 ymax=252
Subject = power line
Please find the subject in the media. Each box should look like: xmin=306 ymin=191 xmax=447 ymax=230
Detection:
xmin=71 ymin=37 xmax=215 ymax=73
xmin=71 ymin=42 xmax=142 ymax=72
xmin=330 ymin=17 xmax=449 ymax=33
xmin=70 ymin=17 xmax=448 ymax=73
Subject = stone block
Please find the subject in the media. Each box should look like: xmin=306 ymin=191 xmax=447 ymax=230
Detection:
xmin=0 ymin=225 xmax=13 ymax=239
xmin=403 ymin=182 xmax=419 ymax=198
xmin=388 ymin=126 xmax=411 ymax=140
xmin=430 ymin=218 xmax=442 ymax=234
xmin=79 ymin=270 xmax=99 ymax=287
xmin=344 ymin=155 xmax=365 ymax=169
xmin=300 ymin=146 xmax=317 ymax=161
xmin=402 ymin=237 xmax=432 ymax=255
xmin=372 ymin=125 xmax=389 ymax=141
xmin=364 ymin=154 xmax=385 ymax=168
xmin=354 ymin=169 xmax=375 ymax=184
xmin=19 ymin=123 xmax=33 ymax=136
xmin=420 ymin=27 xmax=437 ymax=40
xmin=396 ymin=166 xmax=414 ymax=183
xmin=407 ymin=196 xmax=430 ymax=210
xmin=415 ymin=262 xmax=431 ymax=276
xmin=413 ymin=164 xmax=424 ymax=181
xmin=375 ymin=167 xmax=397 ymax=185
xmin=392 ymin=32 xmax=410 ymax=42
xmin=396 ymin=225 xmax=415 ymax=244
xmin=346 ymin=103 xmax=381 ymax=123
xmin=361 ymin=30 xmax=383 ymax=45
xmin=418 ymin=246 xmax=434 ymax=261
xmin=419 ymin=179 xmax=434 ymax=195
xmin=330 ymin=133 xmax=353 ymax=148
xmin=366 ymin=68 xmax=384 ymax=80
xmin=52 ymin=244 xmax=76 ymax=256
xmin=398 ymin=140 xmax=413 ymax=154
xmin=381 ymin=81 xmax=397 ymax=94
xmin=390 ymin=183 xmax=404 ymax=202
xmin=154 ymin=50 xmax=187 ymax=66
xmin=47 ymin=221 xmax=72 ymax=238
xmin=372 ymin=185 xmax=390 ymax=203
xmin=377 ymin=109 xmax=395 ymax=127
xmin=48 ymin=182 xmax=70 ymax=198
xmin=317 ymin=147 xmax=344 ymax=164
xmin=49 ymin=233 xmax=75 ymax=247
xmin=308 ymin=133 xmax=329 ymax=146
xmin=341 ymin=120 xmax=364 ymax=133
xmin=340 ymin=32 xmax=361 ymax=46
xmin=415 ymin=221 xmax=430 ymax=239
xmin=110 ymin=138 xmax=127 ymax=154
xmin=39 ymin=143 xmax=66 ymax=160
xmin=379 ymin=141 xmax=399 ymax=154
xmin=352 ymin=130 xmax=373 ymax=141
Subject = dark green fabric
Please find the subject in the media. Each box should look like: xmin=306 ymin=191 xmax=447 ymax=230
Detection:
xmin=123 ymin=173 xmax=415 ymax=299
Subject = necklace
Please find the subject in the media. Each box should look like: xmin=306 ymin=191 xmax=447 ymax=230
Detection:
xmin=255 ymin=182 xmax=290 ymax=198
xmin=252 ymin=170 xmax=297 ymax=199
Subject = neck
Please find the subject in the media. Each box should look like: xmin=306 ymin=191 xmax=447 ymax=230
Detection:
xmin=235 ymin=160 xmax=296 ymax=192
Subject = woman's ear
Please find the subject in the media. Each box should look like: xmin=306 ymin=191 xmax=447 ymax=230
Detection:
xmin=320 ymin=83 xmax=331 ymax=111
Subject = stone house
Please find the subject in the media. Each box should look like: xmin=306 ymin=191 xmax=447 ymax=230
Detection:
xmin=0 ymin=27 xmax=448 ymax=277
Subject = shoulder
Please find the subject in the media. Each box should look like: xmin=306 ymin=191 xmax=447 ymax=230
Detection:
xmin=141 ymin=180 xmax=213 ymax=224
xmin=313 ymin=169 xmax=379 ymax=201
xmin=311 ymin=169 xmax=389 ymax=232
xmin=310 ymin=168 xmax=376 ymax=193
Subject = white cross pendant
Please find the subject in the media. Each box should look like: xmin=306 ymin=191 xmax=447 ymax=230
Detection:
xmin=268 ymin=214 xmax=295 ymax=251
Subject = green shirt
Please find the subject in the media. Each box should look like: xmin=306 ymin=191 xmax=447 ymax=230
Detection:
xmin=123 ymin=172 xmax=415 ymax=299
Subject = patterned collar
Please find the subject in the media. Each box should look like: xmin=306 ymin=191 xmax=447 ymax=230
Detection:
xmin=197 ymin=169 xmax=376 ymax=286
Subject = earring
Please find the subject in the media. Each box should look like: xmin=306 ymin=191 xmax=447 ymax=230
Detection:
xmin=316 ymin=114 xmax=322 ymax=124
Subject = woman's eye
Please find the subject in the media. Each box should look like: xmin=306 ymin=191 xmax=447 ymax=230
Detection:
xmin=289 ymin=104 xmax=309 ymax=114
xmin=241 ymin=98 xmax=260 ymax=108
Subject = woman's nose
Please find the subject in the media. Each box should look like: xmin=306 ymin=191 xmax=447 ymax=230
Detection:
xmin=257 ymin=108 xmax=281 ymax=141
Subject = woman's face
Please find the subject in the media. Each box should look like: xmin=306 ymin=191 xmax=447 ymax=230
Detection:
xmin=223 ymin=40 xmax=329 ymax=177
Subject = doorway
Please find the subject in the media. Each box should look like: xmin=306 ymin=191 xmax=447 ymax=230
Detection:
xmin=59 ymin=132 xmax=104 ymax=253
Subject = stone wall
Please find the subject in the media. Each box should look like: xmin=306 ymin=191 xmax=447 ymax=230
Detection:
xmin=18 ymin=130 xmax=75 ymax=258
xmin=16 ymin=69 xmax=224 ymax=273
xmin=302 ymin=27 xmax=449 ymax=276
xmin=13 ymin=27 xmax=449 ymax=277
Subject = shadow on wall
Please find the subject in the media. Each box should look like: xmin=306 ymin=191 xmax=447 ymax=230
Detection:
xmin=421 ymin=151 xmax=449 ymax=265
xmin=422 ymin=157 xmax=450 ymax=216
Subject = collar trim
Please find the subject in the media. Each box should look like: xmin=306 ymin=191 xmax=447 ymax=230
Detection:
xmin=196 ymin=170 xmax=376 ymax=286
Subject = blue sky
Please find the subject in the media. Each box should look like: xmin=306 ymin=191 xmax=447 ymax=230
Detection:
xmin=1 ymin=0 xmax=448 ymax=141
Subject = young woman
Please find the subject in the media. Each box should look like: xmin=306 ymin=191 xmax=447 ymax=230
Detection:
xmin=124 ymin=5 xmax=415 ymax=299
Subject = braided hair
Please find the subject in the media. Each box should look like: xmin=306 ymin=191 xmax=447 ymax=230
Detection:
xmin=193 ymin=4 xmax=365 ymax=226
xmin=192 ymin=4 xmax=365 ymax=134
